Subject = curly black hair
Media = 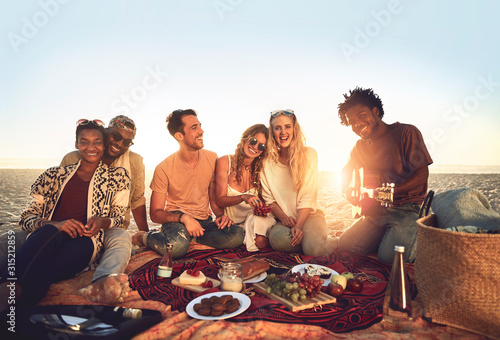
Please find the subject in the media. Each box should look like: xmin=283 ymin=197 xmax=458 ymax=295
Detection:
xmin=337 ymin=87 xmax=384 ymax=126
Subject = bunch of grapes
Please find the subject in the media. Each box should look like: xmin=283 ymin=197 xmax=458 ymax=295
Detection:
xmin=254 ymin=205 xmax=272 ymax=217
xmin=264 ymin=272 xmax=324 ymax=302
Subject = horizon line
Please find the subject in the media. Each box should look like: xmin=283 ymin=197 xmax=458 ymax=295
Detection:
xmin=1 ymin=159 xmax=500 ymax=174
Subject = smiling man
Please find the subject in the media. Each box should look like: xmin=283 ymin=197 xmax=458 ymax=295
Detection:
xmin=0 ymin=120 xmax=130 ymax=312
xmin=62 ymin=115 xmax=148 ymax=232
xmin=337 ymin=87 xmax=433 ymax=263
xmin=0 ymin=117 xmax=143 ymax=304
xmin=132 ymin=109 xmax=245 ymax=258
xmin=59 ymin=115 xmax=148 ymax=303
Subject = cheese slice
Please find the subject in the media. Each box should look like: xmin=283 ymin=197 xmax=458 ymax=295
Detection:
xmin=178 ymin=270 xmax=206 ymax=286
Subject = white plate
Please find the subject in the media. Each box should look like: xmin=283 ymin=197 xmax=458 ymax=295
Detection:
xmin=186 ymin=292 xmax=251 ymax=320
xmin=291 ymin=264 xmax=339 ymax=287
xmin=217 ymin=271 xmax=267 ymax=283
xmin=244 ymin=271 xmax=267 ymax=283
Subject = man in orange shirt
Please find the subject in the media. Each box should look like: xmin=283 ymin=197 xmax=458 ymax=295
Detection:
xmin=133 ymin=109 xmax=244 ymax=258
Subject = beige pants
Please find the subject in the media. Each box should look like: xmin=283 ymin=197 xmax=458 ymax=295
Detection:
xmin=268 ymin=211 xmax=337 ymax=256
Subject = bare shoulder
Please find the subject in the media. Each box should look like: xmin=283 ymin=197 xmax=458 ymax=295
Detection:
xmin=216 ymin=155 xmax=230 ymax=172
xmin=217 ymin=154 xmax=230 ymax=165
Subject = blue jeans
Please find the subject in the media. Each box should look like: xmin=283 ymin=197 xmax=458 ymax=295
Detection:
xmin=338 ymin=203 xmax=420 ymax=263
xmin=1 ymin=228 xmax=131 ymax=283
xmin=1 ymin=225 xmax=93 ymax=305
xmin=145 ymin=215 xmax=245 ymax=258
xmin=92 ymin=228 xmax=131 ymax=282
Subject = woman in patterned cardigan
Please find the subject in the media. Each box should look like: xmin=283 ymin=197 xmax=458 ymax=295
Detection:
xmin=0 ymin=120 xmax=130 ymax=310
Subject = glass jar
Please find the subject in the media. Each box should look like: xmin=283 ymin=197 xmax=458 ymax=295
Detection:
xmin=219 ymin=262 xmax=243 ymax=292
xmin=157 ymin=244 xmax=173 ymax=278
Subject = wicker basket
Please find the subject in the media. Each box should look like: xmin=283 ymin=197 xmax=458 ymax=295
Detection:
xmin=415 ymin=214 xmax=500 ymax=338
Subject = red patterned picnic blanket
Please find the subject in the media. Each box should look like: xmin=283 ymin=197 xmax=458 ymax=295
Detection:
xmin=129 ymin=246 xmax=414 ymax=333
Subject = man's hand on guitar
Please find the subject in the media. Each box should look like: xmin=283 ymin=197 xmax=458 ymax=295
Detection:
xmin=349 ymin=184 xmax=395 ymax=218
xmin=347 ymin=167 xmax=396 ymax=218
xmin=343 ymin=186 xmax=361 ymax=206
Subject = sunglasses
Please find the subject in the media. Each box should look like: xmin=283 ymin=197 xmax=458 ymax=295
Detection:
xmin=77 ymin=119 xmax=104 ymax=127
xmin=248 ymin=137 xmax=266 ymax=152
xmin=111 ymin=131 xmax=134 ymax=147
xmin=270 ymin=110 xmax=294 ymax=118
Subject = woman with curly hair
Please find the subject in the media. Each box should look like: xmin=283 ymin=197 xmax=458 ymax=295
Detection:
xmin=215 ymin=124 xmax=275 ymax=251
xmin=261 ymin=110 xmax=336 ymax=256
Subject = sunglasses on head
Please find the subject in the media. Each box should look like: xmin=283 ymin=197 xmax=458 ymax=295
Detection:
xmin=248 ymin=137 xmax=266 ymax=152
xmin=77 ymin=119 xmax=104 ymax=127
xmin=111 ymin=131 xmax=134 ymax=147
xmin=270 ymin=110 xmax=294 ymax=118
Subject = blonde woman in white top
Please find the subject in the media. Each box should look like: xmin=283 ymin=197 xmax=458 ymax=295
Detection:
xmin=261 ymin=110 xmax=336 ymax=256
xmin=215 ymin=124 xmax=275 ymax=251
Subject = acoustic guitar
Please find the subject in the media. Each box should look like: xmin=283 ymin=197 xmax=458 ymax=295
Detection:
xmin=351 ymin=167 xmax=395 ymax=218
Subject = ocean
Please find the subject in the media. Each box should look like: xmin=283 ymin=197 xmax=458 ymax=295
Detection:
xmin=1 ymin=168 xmax=499 ymax=236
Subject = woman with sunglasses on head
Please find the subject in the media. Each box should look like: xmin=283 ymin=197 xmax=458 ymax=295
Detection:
xmin=59 ymin=115 xmax=148 ymax=304
xmin=215 ymin=124 xmax=275 ymax=251
xmin=0 ymin=119 xmax=130 ymax=312
xmin=61 ymin=115 xmax=148 ymax=233
xmin=261 ymin=110 xmax=336 ymax=256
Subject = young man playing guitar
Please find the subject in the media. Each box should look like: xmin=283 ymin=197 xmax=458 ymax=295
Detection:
xmin=337 ymin=87 xmax=433 ymax=263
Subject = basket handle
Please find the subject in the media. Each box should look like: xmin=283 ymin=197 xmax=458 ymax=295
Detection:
xmin=418 ymin=190 xmax=434 ymax=218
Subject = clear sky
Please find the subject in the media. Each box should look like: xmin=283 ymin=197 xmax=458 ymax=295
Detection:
xmin=1 ymin=0 xmax=499 ymax=171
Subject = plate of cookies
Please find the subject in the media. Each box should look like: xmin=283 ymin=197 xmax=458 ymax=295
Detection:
xmin=186 ymin=292 xmax=251 ymax=320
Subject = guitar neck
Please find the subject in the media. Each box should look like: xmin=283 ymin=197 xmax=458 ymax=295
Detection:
xmin=358 ymin=183 xmax=395 ymax=206
xmin=374 ymin=183 xmax=395 ymax=207
xmin=351 ymin=168 xmax=396 ymax=218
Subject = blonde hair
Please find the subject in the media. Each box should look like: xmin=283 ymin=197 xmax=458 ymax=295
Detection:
xmin=268 ymin=112 xmax=309 ymax=192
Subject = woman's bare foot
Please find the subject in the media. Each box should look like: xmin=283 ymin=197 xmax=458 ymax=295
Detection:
xmin=78 ymin=273 xmax=130 ymax=304
xmin=132 ymin=231 xmax=146 ymax=246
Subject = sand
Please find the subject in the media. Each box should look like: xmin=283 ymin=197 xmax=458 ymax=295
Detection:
xmin=2 ymin=169 xmax=497 ymax=339
xmin=1 ymin=169 xmax=499 ymax=236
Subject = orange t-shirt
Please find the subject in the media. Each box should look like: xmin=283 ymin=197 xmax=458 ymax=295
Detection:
xmin=150 ymin=150 xmax=218 ymax=220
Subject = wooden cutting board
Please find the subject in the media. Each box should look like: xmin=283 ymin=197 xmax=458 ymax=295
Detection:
xmin=253 ymin=282 xmax=336 ymax=312
xmin=171 ymin=277 xmax=220 ymax=293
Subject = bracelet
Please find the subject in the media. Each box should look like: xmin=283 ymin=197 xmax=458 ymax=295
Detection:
xmin=178 ymin=212 xmax=184 ymax=223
